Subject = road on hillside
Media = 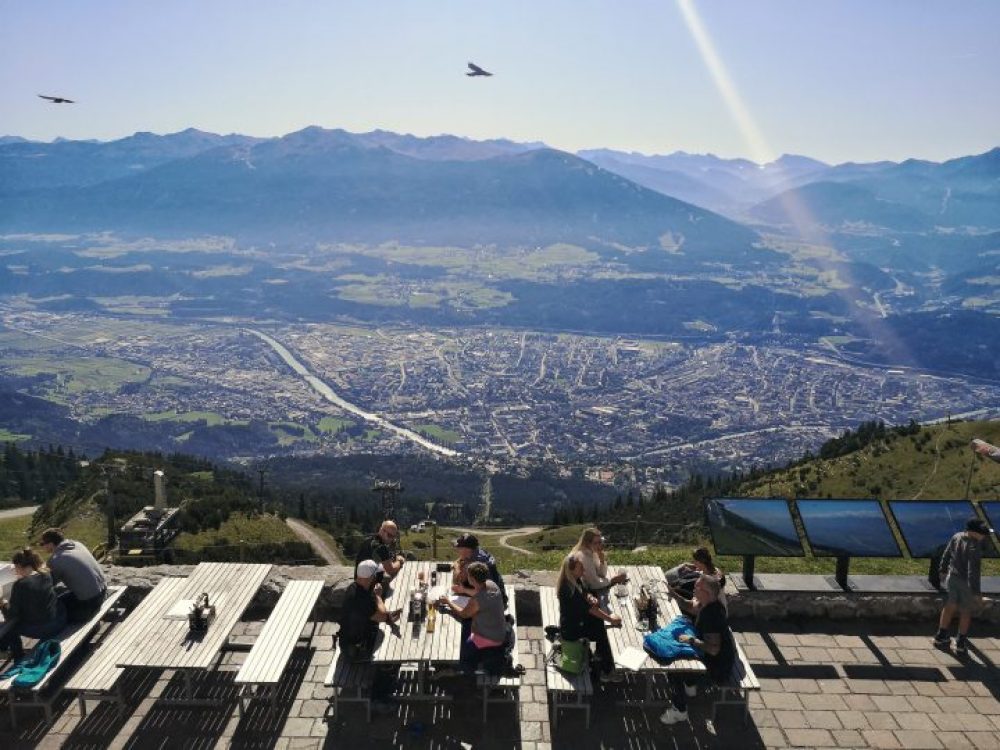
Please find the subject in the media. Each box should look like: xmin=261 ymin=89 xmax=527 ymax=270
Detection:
xmin=0 ymin=505 xmax=39 ymax=521
xmin=286 ymin=518 xmax=345 ymax=565
xmin=440 ymin=526 xmax=543 ymax=555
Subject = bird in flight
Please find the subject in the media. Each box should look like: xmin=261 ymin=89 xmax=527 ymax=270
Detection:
xmin=466 ymin=62 xmax=492 ymax=77
xmin=38 ymin=94 xmax=75 ymax=104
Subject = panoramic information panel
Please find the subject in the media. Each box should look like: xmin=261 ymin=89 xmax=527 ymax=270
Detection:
xmin=797 ymin=499 xmax=902 ymax=558
xmin=889 ymin=500 xmax=999 ymax=558
xmin=705 ymin=498 xmax=804 ymax=557
xmin=978 ymin=502 xmax=1000 ymax=537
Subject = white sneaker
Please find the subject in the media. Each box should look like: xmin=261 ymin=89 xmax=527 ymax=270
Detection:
xmin=684 ymin=683 xmax=698 ymax=698
xmin=659 ymin=706 xmax=688 ymax=725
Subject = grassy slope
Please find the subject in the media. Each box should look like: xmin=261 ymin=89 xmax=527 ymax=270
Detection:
xmin=173 ymin=512 xmax=299 ymax=554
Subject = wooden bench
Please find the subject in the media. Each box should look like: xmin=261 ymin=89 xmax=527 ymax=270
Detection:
xmin=540 ymin=586 xmax=592 ymax=730
xmin=65 ymin=577 xmax=186 ymax=718
xmin=235 ymin=579 xmax=323 ymax=715
xmin=712 ymin=638 xmax=759 ymax=725
xmin=0 ymin=585 xmax=127 ymax=728
xmin=476 ymin=586 xmax=520 ymax=721
xmin=323 ymin=646 xmax=375 ymax=722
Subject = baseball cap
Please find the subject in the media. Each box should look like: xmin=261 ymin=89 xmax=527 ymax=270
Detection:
xmin=967 ymin=518 xmax=994 ymax=535
xmin=357 ymin=559 xmax=380 ymax=578
xmin=454 ymin=533 xmax=479 ymax=550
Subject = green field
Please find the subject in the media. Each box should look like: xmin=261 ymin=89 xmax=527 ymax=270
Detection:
xmin=412 ymin=423 xmax=461 ymax=445
xmin=317 ymin=416 xmax=352 ymax=434
xmin=174 ymin=512 xmax=299 ymax=554
xmin=269 ymin=422 xmax=319 ymax=446
xmin=0 ymin=515 xmax=32 ymax=557
xmin=0 ymin=430 xmax=31 ymax=442
xmin=1 ymin=501 xmax=108 ymax=559
xmin=1 ymin=355 xmax=150 ymax=399
xmin=144 ymin=410 xmax=248 ymax=426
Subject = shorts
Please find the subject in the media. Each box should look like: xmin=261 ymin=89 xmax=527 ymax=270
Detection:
xmin=946 ymin=576 xmax=977 ymax=610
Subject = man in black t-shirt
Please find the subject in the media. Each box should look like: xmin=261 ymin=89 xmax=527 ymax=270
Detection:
xmin=338 ymin=559 xmax=401 ymax=661
xmin=660 ymin=574 xmax=736 ymax=725
xmin=354 ymin=520 xmax=406 ymax=581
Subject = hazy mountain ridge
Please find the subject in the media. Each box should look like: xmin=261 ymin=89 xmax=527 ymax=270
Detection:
xmin=0 ymin=127 xmax=760 ymax=258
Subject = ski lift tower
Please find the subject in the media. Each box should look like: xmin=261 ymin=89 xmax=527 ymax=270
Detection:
xmin=372 ymin=479 xmax=403 ymax=520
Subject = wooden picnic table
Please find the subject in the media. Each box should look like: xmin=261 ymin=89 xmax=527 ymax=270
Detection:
xmin=605 ymin=565 xmax=705 ymax=705
xmin=371 ymin=560 xmax=463 ymax=700
xmin=114 ymin=562 xmax=272 ymax=704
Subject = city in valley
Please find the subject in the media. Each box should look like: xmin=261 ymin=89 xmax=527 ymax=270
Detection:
xmin=3 ymin=307 xmax=998 ymax=489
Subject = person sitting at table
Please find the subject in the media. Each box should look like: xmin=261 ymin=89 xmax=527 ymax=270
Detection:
xmin=659 ymin=574 xmax=736 ymax=725
xmin=354 ymin=521 xmax=406 ymax=582
xmin=39 ymin=527 xmax=107 ymax=623
xmin=0 ymin=548 xmax=67 ymax=661
xmin=451 ymin=533 xmax=506 ymax=605
xmin=570 ymin=528 xmax=627 ymax=606
xmin=558 ymin=551 xmax=622 ymax=683
xmin=666 ymin=547 xmax=726 ymax=609
xmin=338 ymin=559 xmax=402 ymax=713
xmin=436 ymin=562 xmax=508 ymax=676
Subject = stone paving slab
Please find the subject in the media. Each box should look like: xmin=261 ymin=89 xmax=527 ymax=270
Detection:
xmin=4 ymin=615 xmax=1000 ymax=747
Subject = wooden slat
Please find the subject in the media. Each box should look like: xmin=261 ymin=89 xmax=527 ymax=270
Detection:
xmin=540 ymin=586 xmax=592 ymax=696
xmin=115 ymin=562 xmax=272 ymax=670
xmin=0 ymin=585 xmax=127 ymax=694
xmin=606 ymin=565 xmax=705 ymax=674
xmin=235 ymin=579 xmax=323 ymax=685
xmin=66 ymin=577 xmax=187 ymax=694
xmin=732 ymin=640 xmax=759 ymax=690
xmin=371 ymin=561 xmax=461 ymax=666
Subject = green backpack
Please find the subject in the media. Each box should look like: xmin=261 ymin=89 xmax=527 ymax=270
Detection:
xmin=558 ymin=639 xmax=587 ymax=675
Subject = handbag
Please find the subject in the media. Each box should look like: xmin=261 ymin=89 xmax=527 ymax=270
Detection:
xmin=558 ymin=639 xmax=587 ymax=675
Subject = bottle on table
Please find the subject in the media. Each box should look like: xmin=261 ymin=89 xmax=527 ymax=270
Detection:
xmin=427 ymin=601 xmax=437 ymax=633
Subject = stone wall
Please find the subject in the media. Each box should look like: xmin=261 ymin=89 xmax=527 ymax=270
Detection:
xmin=103 ymin=565 xmax=1000 ymax=623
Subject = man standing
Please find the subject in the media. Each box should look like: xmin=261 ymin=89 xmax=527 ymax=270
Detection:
xmin=40 ymin=527 xmax=107 ymax=623
xmin=934 ymin=517 xmax=992 ymax=655
xmin=354 ymin=520 xmax=406 ymax=581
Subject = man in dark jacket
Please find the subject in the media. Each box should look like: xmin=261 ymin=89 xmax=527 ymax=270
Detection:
xmin=934 ymin=517 xmax=992 ymax=655
xmin=451 ymin=533 xmax=506 ymax=605
xmin=354 ymin=521 xmax=406 ymax=582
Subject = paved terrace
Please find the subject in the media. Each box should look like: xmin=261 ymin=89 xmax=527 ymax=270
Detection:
xmin=4 ymin=594 xmax=1000 ymax=748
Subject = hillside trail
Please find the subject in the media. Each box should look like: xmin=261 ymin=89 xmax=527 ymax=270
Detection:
xmin=911 ymin=431 xmax=947 ymax=500
xmin=441 ymin=526 xmax=542 ymax=555
xmin=0 ymin=505 xmax=38 ymax=520
xmin=286 ymin=518 xmax=345 ymax=565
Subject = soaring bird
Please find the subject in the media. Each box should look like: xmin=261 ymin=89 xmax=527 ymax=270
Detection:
xmin=466 ymin=62 xmax=492 ymax=77
xmin=38 ymin=94 xmax=75 ymax=104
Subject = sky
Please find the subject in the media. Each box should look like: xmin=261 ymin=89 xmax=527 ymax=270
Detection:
xmin=2 ymin=0 xmax=998 ymax=164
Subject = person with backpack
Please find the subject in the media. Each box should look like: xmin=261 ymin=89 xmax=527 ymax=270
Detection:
xmin=934 ymin=517 xmax=992 ymax=655
xmin=0 ymin=548 xmax=66 ymax=660
xmin=557 ymin=551 xmax=622 ymax=683
xmin=435 ymin=562 xmax=508 ymax=676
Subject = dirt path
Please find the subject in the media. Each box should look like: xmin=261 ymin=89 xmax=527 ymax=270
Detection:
xmin=286 ymin=518 xmax=344 ymax=565
xmin=441 ymin=525 xmax=543 ymax=555
xmin=0 ymin=505 xmax=38 ymax=521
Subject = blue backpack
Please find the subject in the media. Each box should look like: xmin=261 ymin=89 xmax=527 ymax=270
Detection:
xmin=0 ymin=639 xmax=62 ymax=688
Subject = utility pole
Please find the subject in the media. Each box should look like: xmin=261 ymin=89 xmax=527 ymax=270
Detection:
xmin=372 ymin=479 xmax=403 ymax=521
xmin=432 ymin=522 xmax=438 ymax=559
xmin=633 ymin=514 xmax=642 ymax=550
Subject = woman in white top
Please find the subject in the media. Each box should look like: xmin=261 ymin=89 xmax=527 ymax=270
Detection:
xmin=570 ymin=528 xmax=627 ymax=601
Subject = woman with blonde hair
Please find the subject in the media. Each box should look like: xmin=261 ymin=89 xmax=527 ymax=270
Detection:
xmin=557 ymin=551 xmax=623 ymax=682
xmin=0 ymin=548 xmax=66 ymax=660
xmin=570 ymin=527 xmax=628 ymax=595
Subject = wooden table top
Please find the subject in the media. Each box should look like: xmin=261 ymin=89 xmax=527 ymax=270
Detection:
xmin=371 ymin=560 xmax=463 ymax=665
xmin=115 ymin=562 xmax=272 ymax=671
xmin=605 ymin=565 xmax=705 ymax=673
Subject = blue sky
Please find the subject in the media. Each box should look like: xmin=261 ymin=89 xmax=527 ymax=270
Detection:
xmin=2 ymin=1 xmax=997 ymax=164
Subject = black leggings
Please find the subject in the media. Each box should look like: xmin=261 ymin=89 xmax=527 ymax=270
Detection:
xmin=570 ymin=615 xmax=613 ymax=675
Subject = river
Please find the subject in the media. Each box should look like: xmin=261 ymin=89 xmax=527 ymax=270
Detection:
xmin=247 ymin=329 xmax=460 ymax=458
